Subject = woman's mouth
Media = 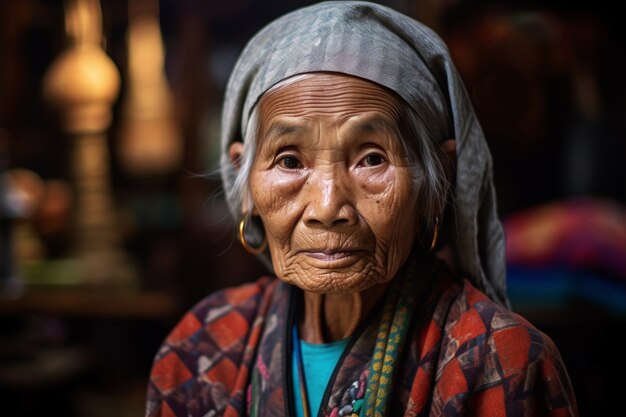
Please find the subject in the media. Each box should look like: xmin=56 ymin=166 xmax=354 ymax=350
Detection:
xmin=299 ymin=249 xmax=366 ymax=268
xmin=303 ymin=250 xmax=355 ymax=260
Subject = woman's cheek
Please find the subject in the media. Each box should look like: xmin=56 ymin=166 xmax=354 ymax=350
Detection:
xmin=251 ymin=169 xmax=307 ymax=249
xmin=252 ymin=169 xmax=305 ymax=214
xmin=357 ymin=169 xmax=416 ymax=239
xmin=353 ymin=168 xmax=391 ymax=195
xmin=354 ymin=168 xmax=401 ymax=216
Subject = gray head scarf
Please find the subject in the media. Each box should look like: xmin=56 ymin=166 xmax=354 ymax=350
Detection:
xmin=220 ymin=1 xmax=509 ymax=307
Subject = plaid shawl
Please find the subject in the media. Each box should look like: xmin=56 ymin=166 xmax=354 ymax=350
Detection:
xmin=146 ymin=265 xmax=577 ymax=417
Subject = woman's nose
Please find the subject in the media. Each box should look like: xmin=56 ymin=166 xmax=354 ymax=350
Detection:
xmin=302 ymin=170 xmax=357 ymax=228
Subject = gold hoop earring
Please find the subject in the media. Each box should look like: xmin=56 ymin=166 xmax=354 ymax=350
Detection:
xmin=238 ymin=217 xmax=267 ymax=255
xmin=429 ymin=216 xmax=439 ymax=251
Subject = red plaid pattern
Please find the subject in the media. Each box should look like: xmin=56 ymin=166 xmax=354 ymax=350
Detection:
xmin=146 ymin=272 xmax=577 ymax=417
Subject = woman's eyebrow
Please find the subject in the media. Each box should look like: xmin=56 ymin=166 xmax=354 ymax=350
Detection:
xmin=343 ymin=114 xmax=396 ymax=134
xmin=264 ymin=121 xmax=306 ymax=140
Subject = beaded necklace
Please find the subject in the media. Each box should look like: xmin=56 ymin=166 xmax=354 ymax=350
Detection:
xmin=288 ymin=252 xmax=434 ymax=417
xmin=290 ymin=268 xmax=417 ymax=417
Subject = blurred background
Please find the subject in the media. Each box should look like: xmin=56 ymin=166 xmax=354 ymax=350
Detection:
xmin=0 ymin=0 xmax=624 ymax=415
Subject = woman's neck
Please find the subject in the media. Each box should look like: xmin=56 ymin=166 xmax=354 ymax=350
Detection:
xmin=298 ymin=283 xmax=389 ymax=344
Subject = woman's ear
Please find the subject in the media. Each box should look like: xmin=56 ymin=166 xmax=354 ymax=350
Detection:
xmin=440 ymin=139 xmax=456 ymax=195
xmin=229 ymin=141 xmax=245 ymax=171
xmin=440 ymin=139 xmax=456 ymax=163
xmin=228 ymin=141 xmax=256 ymax=215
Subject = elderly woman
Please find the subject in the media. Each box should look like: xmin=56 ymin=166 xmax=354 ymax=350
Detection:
xmin=146 ymin=2 xmax=577 ymax=417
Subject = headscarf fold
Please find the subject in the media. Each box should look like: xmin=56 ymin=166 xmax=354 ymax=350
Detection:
xmin=220 ymin=1 xmax=509 ymax=307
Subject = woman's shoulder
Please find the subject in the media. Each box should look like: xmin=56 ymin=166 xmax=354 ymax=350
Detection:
xmin=433 ymin=278 xmax=577 ymax=415
xmin=146 ymin=277 xmax=279 ymax=415
xmin=188 ymin=277 xmax=276 ymax=318
xmin=163 ymin=276 xmax=277 ymax=348
xmin=446 ymin=279 xmax=551 ymax=346
xmin=440 ymin=278 xmax=562 ymax=363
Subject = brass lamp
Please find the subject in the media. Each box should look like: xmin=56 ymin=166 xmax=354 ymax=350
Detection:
xmin=43 ymin=0 xmax=136 ymax=288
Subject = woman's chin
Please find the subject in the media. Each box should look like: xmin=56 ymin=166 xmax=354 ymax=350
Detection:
xmin=280 ymin=264 xmax=386 ymax=294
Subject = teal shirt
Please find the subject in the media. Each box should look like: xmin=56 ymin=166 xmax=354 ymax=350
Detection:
xmin=292 ymin=334 xmax=350 ymax=417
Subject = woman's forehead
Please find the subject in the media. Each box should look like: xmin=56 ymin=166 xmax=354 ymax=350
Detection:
xmin=257 ymin=73 xmax=405 ymax=126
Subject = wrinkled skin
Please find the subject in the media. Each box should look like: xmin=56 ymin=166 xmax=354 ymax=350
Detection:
xmin=230 ymin=73 xmax=424 ymax=342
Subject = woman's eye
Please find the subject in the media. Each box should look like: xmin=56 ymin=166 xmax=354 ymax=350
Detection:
xmin=277 ymin=155 xmax=302 ymax=169
xmin=362 ymin=153 xmax=385 ymax=167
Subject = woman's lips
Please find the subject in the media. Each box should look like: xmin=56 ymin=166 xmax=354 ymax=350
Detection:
xmin=303 ymin=250 xmax=356 ymax=260
xmin=299 ymin=250 xmax=365 ymax=268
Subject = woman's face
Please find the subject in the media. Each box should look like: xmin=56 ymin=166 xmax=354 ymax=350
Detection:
xmin=248 ymin=73 xmax=420 ymax=293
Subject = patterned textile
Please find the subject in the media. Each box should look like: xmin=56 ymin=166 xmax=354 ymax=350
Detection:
xmin=504 ymin=198 xmax=626 ymax=312
xmin=146 ymin=262 xmax=577 ymax=417
xmin=362 ymin=257 xmax=423 ymax=417
xmin=504 ymin=198 xmax=626 ymax=278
